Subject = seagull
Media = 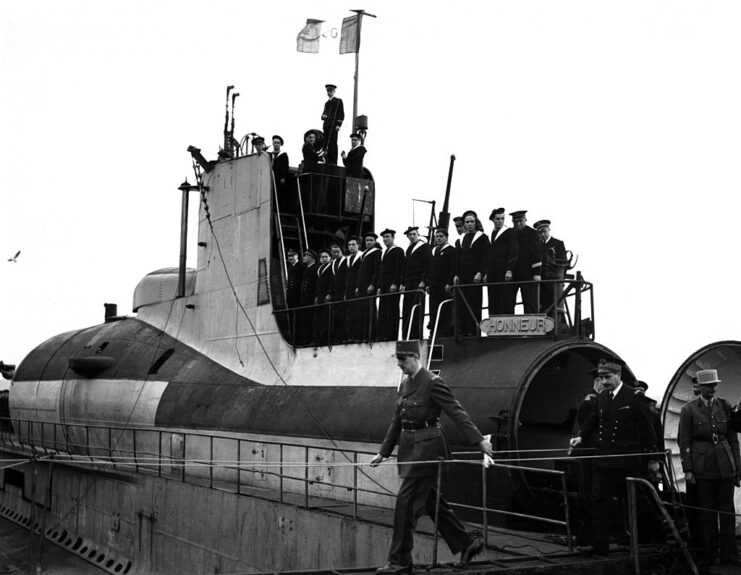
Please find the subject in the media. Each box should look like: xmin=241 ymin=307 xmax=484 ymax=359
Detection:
xmin=7 ymin=250 xmax=20 ymax=263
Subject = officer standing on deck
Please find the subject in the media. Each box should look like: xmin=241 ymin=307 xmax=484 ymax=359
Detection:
xmin=370 ymin=340 xmax=494 ymax=574
xmin=570 ymin=359 xmax=658 ymax=557
xmin=321 ymin=83 xmax=344 ymax=164
xmin=679 ymin=369 xmax=741 ymax=567
xmin=510 ymin=211 xmax=542 ymax=314
xmin=533 ymin=219 xmax=567 ymax=317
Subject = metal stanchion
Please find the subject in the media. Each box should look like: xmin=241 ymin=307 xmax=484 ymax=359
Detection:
xmin=627 ymin=479 xmax=641 ymax=574
xmin=432 ymin=458 xmax=443 ymax=567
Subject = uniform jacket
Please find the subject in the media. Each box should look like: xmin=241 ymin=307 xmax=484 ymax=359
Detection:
xmin=379 ymin=367 xmax=484 ymax=478
xmin=378 ymin=245 xmax=404 ymax=292
xmin=299 ymin=263 xmax=318 ymax=306
xmin=428 ymin=244 xmax=456 ymax=289
xmin=679 ymin=397 xmax=741 ymax=480
xmin=457 ymin=231 xmax=490 ymax=281
xmin=322 ymin=97 xmax=345 ymax=129
xmin=329 ymin=257 xmax=348 ymax=300
xmin=580 ymin=383 xmax=658 ymax=469
xmin=356 ymin=246 xmax=381 ymax=294
xmin=512 ymin=226 xmax=542 ymax=278
xmin=302 ymin=142 xmax=321 ymax=173
xmin=344 ymin=252 xmax=363 ymax=299
xmin=314 ymin=263 xmax=333 ymax=302
xmin=342 ymin=145 xmax=366 ymax=178
xmin=573 ymin=389 xmax=599 ymax=448
xmin=540 ymin=236 xmax=567 ymax=279
xmin=270 ymin=151 xmax=290 ymax=183
xmin=286 ymin=261 xmax=304 ymax=308
xmin=487 ymin=227 xmax=519 ymax=276
xmin=403 ymin=241 xmax=431 ymax=289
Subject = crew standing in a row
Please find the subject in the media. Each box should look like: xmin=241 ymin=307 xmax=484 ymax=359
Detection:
xmin=378 ymin=230 xmax=404 ymax=341
xmin=486 ymin=208 xmax=518 ymax=315
xmin=401 ymin=227 xmax=431 ymax=339
xmin=427 ymin=228 xmax=455 ymax=337
xmin=454 ymin=211 xmax=489 ymax=336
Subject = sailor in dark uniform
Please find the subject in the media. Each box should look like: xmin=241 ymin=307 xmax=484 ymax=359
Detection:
xmin=453 ymin=211 xmax=489 ymax=336
xmin=252 ymin=135 xmax=267 ymax=154
xmin=378 ymin=229 xmax=405 ymax=341
xmin=314 ymin=249 xmax=334 ymax=345
xmin=400 ymin=226 xmax=431 ymax=340
xmin=301 ymin=130 xmax=324 ymax=173
xmin=270 ymin=135 xmax=291 ymax=207
xmin=510 ymin=211 xmax=542 ymax=314
xmin=570 ymin=360 xmax=659 ymax=557
xmin=328 ymin=243 xmax=348 ymax=343
xmin=534 ymin=220 xmax=567 ymax=317
xmin=297 ymin=250 xmax=319 ymax=345
xmin=485 ymin=208 xmax=518 ymax=315
xmin=284 ymin=248 xmax=303 ymax=344
xmin=341 ymin=132 xmax=366 ymax=178
xmin=427 ymin=228 xmax=456 ymax=337
xmin=452 ymin=216 xmax=465 ymax=248
xmin=321 ymin=83 xmax=344 ymax=164
xmin=572 ymin=366 xmax=604 ymax=550
xmin=356 ymin=232 xmax=381 ymax=342
xmin=679 ymin=369 xmax=741 ymax=567
xmin=344 ymin=237 xmax=363 ymax=342
xmin=371 ymin=340 xmax=494 ymax=574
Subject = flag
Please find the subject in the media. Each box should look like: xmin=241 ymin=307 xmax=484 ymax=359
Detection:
xmin=339 ymin=14 xmax=360 ymax=54
xmin=297 ymin=19 xmax=323 ymax=53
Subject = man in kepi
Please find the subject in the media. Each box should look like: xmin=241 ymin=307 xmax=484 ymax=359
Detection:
xmin=371 ymin=340 xmax=494 ymax=573
xmin=679 ymin=369 xmax=741 ymax=567
xmin=321 ymin=83 xmax=344 ymax=164
xmin=569 ymin=359 xmax=658 ymax=557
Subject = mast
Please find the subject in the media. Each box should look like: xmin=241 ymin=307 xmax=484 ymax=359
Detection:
xmin=349 ymin=10 xmax=376 ymax=131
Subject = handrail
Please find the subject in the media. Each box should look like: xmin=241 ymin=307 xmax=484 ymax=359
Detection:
xmin=428 ymin=299 xmax=453 ymax=369
xmin=293 ymin=176 xmax=310 ymax=251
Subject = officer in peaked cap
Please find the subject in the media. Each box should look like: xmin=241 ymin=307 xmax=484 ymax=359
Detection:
xmin=252 ymin=135 xmax=266 ymax=154
xmin=509 ymin=210 xmax=542 ymax=314
xmin=570 ymin=358 xmax=659 ymax=557
xmin=452 ymin=216 xmax=465 ymax=242
xmin=371 ymin=341 xmax=494 ymax=573
xmin=679 ymin=369 xmax=741 ymax=566
xmin=533 ymin=219 xmax=567 ymax=317
xmin=321 ymin=83 xmax=344 ymax=164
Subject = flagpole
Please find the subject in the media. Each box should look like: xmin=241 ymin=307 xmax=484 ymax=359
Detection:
xmin=350 ymin=10 xmax=376 ymax=132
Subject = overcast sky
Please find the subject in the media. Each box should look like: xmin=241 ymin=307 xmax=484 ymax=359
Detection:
xmin=2 ymin=1 xmax=740 ymax=398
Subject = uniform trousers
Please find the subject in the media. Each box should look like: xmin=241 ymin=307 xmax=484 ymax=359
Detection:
xmin=455 ymin=284 xmax=482 ymax=336
xmin=428 ymin=287 xmax=452 ymax=337
xmin=389 ymin=474 xmax=472 ymax=566
xmin=378 ymin=292 xmax=401 ymax=341
xmin=696 ymin=478 xmax=738 ymax=561
xmin=511 ymin=272 xmax=539 ymax=314
xmin=486 ymin=269 xmax=515 ymax=315
xmin=402 ymin=290 xmax=426 ymax=340
xmin=323 ymin=125 xmax=338 ymax=164
xmin=591 ymin=464 xmax=640 ymax=555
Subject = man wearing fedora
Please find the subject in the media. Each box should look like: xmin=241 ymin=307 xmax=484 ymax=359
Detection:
xmin=570 ymin=359 xmax=658 ymax=557
xmin=679 ymin=369 xmax=741 ymax=567
xmin=370 ymin=340 xmax=494 ymax=573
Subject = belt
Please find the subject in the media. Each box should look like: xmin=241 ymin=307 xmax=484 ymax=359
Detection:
xmin=696 ymin=435 xmax=726 ymax=445
xmin=401 ymin=418 xmax=439 ymax=431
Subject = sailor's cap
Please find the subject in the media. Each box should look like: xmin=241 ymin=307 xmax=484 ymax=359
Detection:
xmin=380 ymin=228 xmax=396 ymax=236
xmin=272 ymin=135 xmax=284 ymax=145
xmin=364 ymin=231 xmax=379 ymax=239
xmin=509 ymin=210 xmax=527 ymax=220
xmin=489 ymin=208 xmax=505 ymax=220
xmin=404 ymin=226 xmax=419 ymax=235
xmin=452 ymin=216 xmax=464 ymax=224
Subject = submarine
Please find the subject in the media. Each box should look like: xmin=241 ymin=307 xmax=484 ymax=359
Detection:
xmin=0 ymin=88 xmax=730 ymax=574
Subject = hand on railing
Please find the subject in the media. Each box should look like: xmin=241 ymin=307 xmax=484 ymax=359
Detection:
xmin=479 ymin=438 xmax=493 ymax=458
xmin=369 ymin=453 xmax=384 ymax=467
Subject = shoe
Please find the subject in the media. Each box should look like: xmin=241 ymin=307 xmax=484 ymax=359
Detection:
xmin=459 ymin=531 xmax=484 ymax=565
xmin=376 ymin=563 xmax=412 ymax=574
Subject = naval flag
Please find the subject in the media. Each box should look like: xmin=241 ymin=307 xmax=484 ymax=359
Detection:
xmin=339 ymin=14 xmax=360 ymax=54
xmin=297 ymin=19 xmax=323 ymax=53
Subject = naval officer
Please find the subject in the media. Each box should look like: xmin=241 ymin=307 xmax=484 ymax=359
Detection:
xmin=370 ymin=340 xmax=494 ymax=573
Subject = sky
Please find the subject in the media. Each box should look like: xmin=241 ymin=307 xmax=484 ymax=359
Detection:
xmin=1 ymin=1 xmax=740 ymax=398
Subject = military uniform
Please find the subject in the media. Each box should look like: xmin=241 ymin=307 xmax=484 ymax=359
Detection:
xmin=428 ymin=243 xmax=456 ymax=337
xmin=511 ymin=225 xmax=542 ymax=314
xmin=321 ymin=95 xmax=344 ymax=164
xmin=579 ymin=382 xmax=657 ymax=556
xmin=572 ymin=389 xmax=598 ymax=547
xmin=378 ymin=245 xmax=404 ymax=341
xmin=486 ymin=227 xmax=518 ymax=315
xmin=342 ymin=144 xmax=366 ymax=178
xmin=329 ymin=256 xmax=348 ymax=343
xmin=401 ymin=240 xmax=431 ymax=339
xmin=314 ymin=262 xmax=333 ymax=345
xmin=679 ymin=396 xmax=740 ymax=563
xmin=456 ymin=231 xmax=489 ymax=336
xmin=539 ymin=235 xmax=567 ymax=315
xmin=344 ymin=251 xmax=363 ymax=341
xmin=379 ymin=364 xmax=484 ymax=568
xmin=356 ymin=245 xmax=381 ymax=341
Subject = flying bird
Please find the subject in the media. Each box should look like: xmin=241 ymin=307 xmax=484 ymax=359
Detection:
xmin=7 ymin=250 xmax=20 ymax=263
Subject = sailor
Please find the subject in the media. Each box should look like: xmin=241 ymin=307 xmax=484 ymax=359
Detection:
xmin=378 ymin=229 xmax=405 ymax=341
xmin=314 ymin=249 xmax=334 ymax=345
xmin=285 ymin=248 xmax=303 ymax=309
xmin=328 ymin=243 xmax=348 ymax=343
xmin=453 ymin=211 xmax=489 ymax=336
xmin=485 ymin=208 xmax=518 ymax=315
xmin=510 ymin=211 xmax=542 ymax=314
xmin=569 ymin=359 xmax=659 ymax=557
xmin=400 ymin=226 xmax=431 ymax=339
xmin=270 ymin=135 xmax=290 ymax=202
xmin=355 ymin=232 xmax=381 ymax=341
xmin=344 ymin=237 xmax=363 ymax=342
xmin=321 ymin=83 xmax=344 ymax=164
xmin=301 ymin=130 xmax=324 ymax=173
xmin=533 ymin=220 xmax=567 ymax=317
xmin=427 ymin=227 xmax=456 ymax=337
xmin=370 ymin=340 xmax=494 ymax=574
xmin=572 ymin=365 xmax=604 ymax=551
xmin=341 ymin=132 xmax=366 ymax=178
xmin=297 ymin=250 xmax=319 ymax=345
xmin=452 ymin=216 xmax=465 ymax=247
xmin=678 ymin=369 xmax=741 ymax=567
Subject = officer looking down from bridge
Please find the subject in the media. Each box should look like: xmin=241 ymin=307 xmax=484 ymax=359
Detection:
xmin=370 ymin=340 xmax=494 ymax=574
xmin=679 ymin=369 xmax=741 ymax=567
